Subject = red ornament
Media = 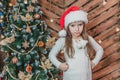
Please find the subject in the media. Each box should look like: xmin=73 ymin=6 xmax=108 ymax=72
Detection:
xmin=12 ymin=57 xmax=18 ymax=64
xmin=34 ymin=14 xmax=40 ymax=19
xmin=26 ymin=64 xmax=32 ymax=73
xmin=59 ymin=71 xmax=63 ymax=76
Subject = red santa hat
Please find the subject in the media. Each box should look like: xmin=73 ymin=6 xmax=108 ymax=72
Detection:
xmin=59 ymin=6 xmax=88 ymax=37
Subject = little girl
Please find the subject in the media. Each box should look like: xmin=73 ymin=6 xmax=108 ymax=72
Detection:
xmin=49 ymin=6 xmax=104 ymax=80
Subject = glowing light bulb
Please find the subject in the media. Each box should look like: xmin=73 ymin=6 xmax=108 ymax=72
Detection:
xmin=98 ymin=39 xmax=102 ymax=43
xmin=50 ymin=18 xmax=54 ymax=22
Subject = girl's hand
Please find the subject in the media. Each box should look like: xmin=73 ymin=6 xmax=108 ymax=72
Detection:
xmin=12 ymin=57 xmax=18 ymax=64
xmin=91 ymin=61 xmax=95 ymax=69
xmin=59 ymin=63 xmax=69 ymax=72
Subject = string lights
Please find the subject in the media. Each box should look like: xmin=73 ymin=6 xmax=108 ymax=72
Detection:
xmin=103 ymin=0 xmax=107 ymax=5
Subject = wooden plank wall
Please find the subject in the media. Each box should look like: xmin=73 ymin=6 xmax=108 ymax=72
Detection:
xmin=39 ymin=0 xmax=120 ymax=80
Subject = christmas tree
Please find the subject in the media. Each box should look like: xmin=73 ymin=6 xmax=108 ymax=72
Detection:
xmin=0 ymin=0 xmax=9 ymax=31
xmin=0 ymin=0 xmax=60 ymax=80
xmin=0 ymin=0 xmax=10 ymax=74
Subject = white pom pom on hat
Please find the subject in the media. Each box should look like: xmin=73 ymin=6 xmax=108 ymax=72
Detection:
xmin=59 ymin=6 xmax=88 ymax=37
xmin=58 ymin=29 xmax=67 ymax=37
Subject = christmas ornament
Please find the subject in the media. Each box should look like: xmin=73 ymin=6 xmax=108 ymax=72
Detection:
xmin=26 ymin=24 xmax=31 ymax=33
xmin=26 ymin=64 xmax=32 ymax=73
xmin=13 ymin=13 xmax=18 ymax=21
xmin=0 ymin=2 xmax=3 ymax=8
xmin=38 ymin=41 xmax=44 ymax=47
xmin=27 ymin=4 xmax=34 ymax=12
xmin=1 ymin=35 xmax=5 ymax=39
xmin=31 ymin=0 xmax=37 ymax=3
xmin=9 ymin=3 xmax=13 ymax=6
xmin=12 ymin=57 xmax=18 ymax=64
xmin=0 ymin=34 xmax=15 ymax=45
xmin=34 ymin=13 xmax=40 ymax=19
xmin=24 ymin=0 xmax=28 ymax=4
xmin=22 ymin=41 xmax=29 ymax=49
xmin=18 ymin=71 xmax=32 ymax=80
xmin=10 ymin=0 xmax=16 ymax=6
xmin=39 ymin=58 xmax=53 ymax=70
xmin=45 ymin=37 xmax=56 ymax=48
xmin=21 ymin=13 xmax=33 ymax=21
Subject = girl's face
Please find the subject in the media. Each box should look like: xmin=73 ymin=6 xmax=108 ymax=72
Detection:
xmin=68 ymin=21 xmax=84 ymax=38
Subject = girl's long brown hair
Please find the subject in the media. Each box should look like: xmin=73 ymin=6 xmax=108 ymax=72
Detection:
xmin=65 ymin=22 xmax=95 ymax=60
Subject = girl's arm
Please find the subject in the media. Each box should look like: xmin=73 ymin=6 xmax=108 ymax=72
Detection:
xmin=49 ymin=38 xmax=65 ymax=68
xmin=88 ymin=36 xmax=104 ymax=66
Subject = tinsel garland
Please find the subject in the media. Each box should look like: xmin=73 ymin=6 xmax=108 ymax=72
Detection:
xmin=6 ymin=37 xmax=40 ymax=55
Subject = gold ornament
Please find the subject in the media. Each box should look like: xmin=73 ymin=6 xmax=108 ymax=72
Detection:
xmin=0 ymin=2 xmax=2 ymax=5
xmin=25 ymin=13 xmax=33 ymax=21
xmin=0 ymin=20 xmax=3 ymax=23
xmin=0 ymin=34 xmax=15 ymax=45
xmin=1 ymin=35 xmax=5 ymax=39
xmin=27 ymin=4 xmax=34 ymax=12
xmin=10 ymin=0 xmax=16 ymax=5
xmin=38 ymin=41 xmax=44 ymax=47
xmin=13 ymin=13 xmax=18 ymax=21
xmin=9 ymin=3 xmax=13 ymax=6
xmin=31 ymin=0 xmax=37 ymax=3
xmin=22 ymin=41 xmax=29 ymax=49
xmin=21 ymin=13 xmax=33 ymax=21
xmin=18 ymin=71 xmax=32 ymax=80
xmin=26 ymin=24 xmax=31 ymax=33
xmin=45 ymin=37 xmax=56 ymax=48
xmin=39 ymin=57 xmax=53 ymax=70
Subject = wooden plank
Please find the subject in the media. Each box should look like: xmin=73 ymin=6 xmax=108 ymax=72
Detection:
xmin=103 ymin=42 xmax=119 ymax=59
xmin=39 ymin=0 xmax=64 ymax=16
xmin=88 ymin=16 xmax=119 ymax=37
xmin=100 ymin=70 xmax=120 ymax=80
xmin=50 ymin=0 xmax=65 ymax=8
xmin=93 ymin=52 xmax=120 ymax=72
xmin=49 ymin=30 xmax=59 ymax=38
xmin=93 ymin=60 xmax=120 ymax=80
xmin=52 ymin=0 xmax=76 ymax=8
xmin=65 ymin=0 xmax=77 ymax=7
xmin=83 ymin=0 xmax=102 ymax=12
xmin=86 ymin=5 xmax=119 ymax=30
xmin=43 ymin=17 xmax=60 ymax=31
xmin=70 ymin=0 xmax=88 ymax=8
xmin=88 ymin=0 xmax=119 ymax=20
xmin=101 ymin=36 xmax=116 ymax=49
xmin=41 ymin=7 xmax=60 ymax=24
xmin=42 ymin=7 xmax=59 ymax=19
xmin=95 ymin=25 xmax=118 ymax=41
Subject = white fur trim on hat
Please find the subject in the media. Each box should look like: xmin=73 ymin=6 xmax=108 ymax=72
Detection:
xmin=58 ymin=29 xmax=67 ymax=37
xmin=65 ymin=10 xmax=88 ymax=28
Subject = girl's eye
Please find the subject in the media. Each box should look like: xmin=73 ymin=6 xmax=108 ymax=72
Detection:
xmin=78 ymin=24 xmax=83 ymax=26
xmin=70 ymin=24 xmax=75 ymax=27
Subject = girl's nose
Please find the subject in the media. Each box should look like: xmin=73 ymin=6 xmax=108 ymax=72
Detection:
xmin=75 ymin=26 xmax=79 ymax=31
